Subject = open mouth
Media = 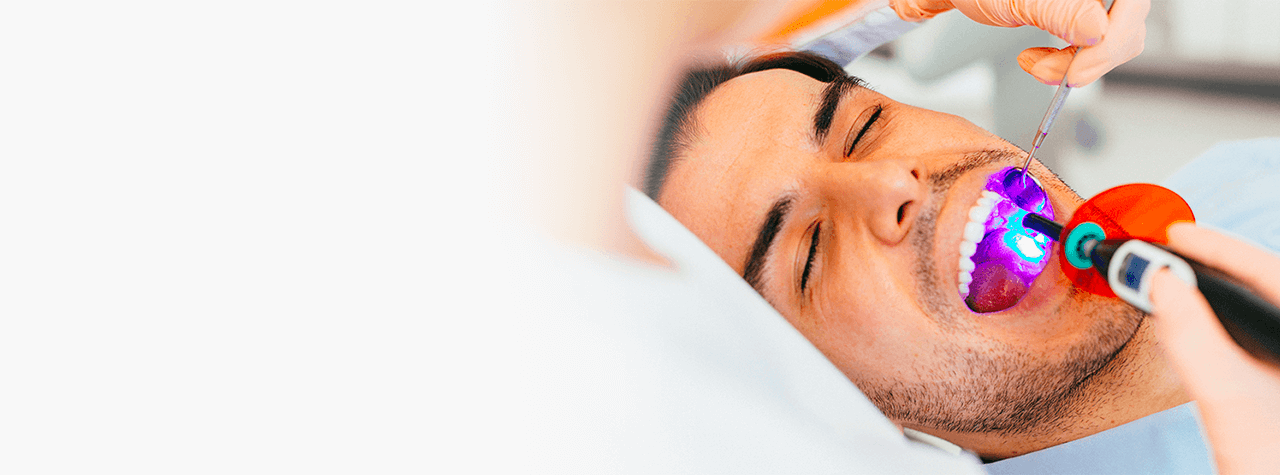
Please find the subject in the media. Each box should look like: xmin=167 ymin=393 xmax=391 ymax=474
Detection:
xmin=958 ymin=167 xmax=1055 ymax=313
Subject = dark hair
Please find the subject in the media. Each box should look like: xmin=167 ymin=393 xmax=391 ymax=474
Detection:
xmin=642 ymin=51 xmax=849 ymax=200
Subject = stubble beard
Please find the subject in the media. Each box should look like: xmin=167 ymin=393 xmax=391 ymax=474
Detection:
xmin=853 ymin=151 xmax=1145 ymax=435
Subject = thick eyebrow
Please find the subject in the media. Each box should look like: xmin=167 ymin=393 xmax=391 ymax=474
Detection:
xmin=743 ymin=195 xmax=794 ymax=295
xmin=811 ymin=75 xmax=864 ymax=145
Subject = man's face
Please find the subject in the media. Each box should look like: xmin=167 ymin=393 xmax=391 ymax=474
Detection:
xmin=658 ymin=68 xmax=1142 ymax=434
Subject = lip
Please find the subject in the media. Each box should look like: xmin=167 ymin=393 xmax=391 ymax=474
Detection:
xmin=941 ymin=165 xmax=1069 ymax=318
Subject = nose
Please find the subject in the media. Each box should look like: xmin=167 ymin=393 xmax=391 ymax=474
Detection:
xmin=822 ymin=160 xmax=926 ymax=245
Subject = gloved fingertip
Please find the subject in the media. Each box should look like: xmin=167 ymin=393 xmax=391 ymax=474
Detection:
xmin=1150 ymin=270 xmax=1195 ymax=317
xmin=1065 ymin=68 xmax=1103 ymax=88
xmin=1016 ymin=54 xmax=1036 ymax=73
xmin=1166 ymin=221 xmax=1198 ymax=242
xmin=889 ymin=0 xmax=951 ymax=22
xmin=1034 ymin=74 xmax=1061 ymax=86
xmin=1018 ymin=47 xmax=1055 ymax=65
xmin=1028 ymin=63 xmax=1064 ymax=86
xmin=1063 ymin=64 xmax=1101 ymax=87
xmin=1065 ymin=77 xmax=1094 ymax=88
xmin=1069 ymin=3 xmax=1109 ymax=47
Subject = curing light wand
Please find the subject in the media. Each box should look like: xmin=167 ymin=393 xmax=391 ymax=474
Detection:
xmin=1022 ymin=211 xmax=1064 ymax=240
xmin=1020 ymin=208 xmax=1280 ymax=367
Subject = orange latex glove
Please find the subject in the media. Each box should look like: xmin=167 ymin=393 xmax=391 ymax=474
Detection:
xmin=1150 ymin=223 xmax=1280 ymax=475
xmin=890 ymin=0 xmax=1149 ymax=86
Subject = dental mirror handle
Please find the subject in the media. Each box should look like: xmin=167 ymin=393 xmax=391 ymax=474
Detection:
xmin=1018 ymin=48 xmax=1081 ymax=179
xmin=1019 ymin=0 xmax=1116 ymax=179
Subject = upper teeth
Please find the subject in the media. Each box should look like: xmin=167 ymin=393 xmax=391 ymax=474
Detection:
xmin=959 ymin=191 xmax=1001 ymax=297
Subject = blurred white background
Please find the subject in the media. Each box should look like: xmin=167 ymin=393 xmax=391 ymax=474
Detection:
xmin=849 ymin=0 xmax=1280 ymax=199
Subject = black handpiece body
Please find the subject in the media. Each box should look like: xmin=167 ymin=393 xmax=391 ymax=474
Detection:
xmin=1090 ymin=239 xmax=1280 ymax=367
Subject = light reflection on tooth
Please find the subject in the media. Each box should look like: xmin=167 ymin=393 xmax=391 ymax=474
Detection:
xmin=964 ymin=222 xmax=984 ymax=243
xmin=959 ymin=256 xmax=975 ymax=272
xmin=960 ymin=241 xmax=976 ymax=258
xmin=969 ymin=205 xmax=991 ymax=222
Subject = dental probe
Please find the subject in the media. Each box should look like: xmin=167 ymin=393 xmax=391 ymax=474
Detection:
xmin=1018 ymin=0 xmax=1117 ymax=180
xmin=1017 ymin=75 xmax=1073 ymax=180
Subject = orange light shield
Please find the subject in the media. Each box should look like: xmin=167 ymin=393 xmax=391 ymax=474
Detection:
xmin=1060 ymin=184 xmax=1195 ymax=297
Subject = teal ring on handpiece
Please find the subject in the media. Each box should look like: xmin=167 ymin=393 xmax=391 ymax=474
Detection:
xmin=1065 ymin=222 xmax=1106 ymax=270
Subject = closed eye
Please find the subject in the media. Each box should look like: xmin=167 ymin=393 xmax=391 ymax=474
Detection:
xmin=800 ymin=222 xmax=820 ymax=292
xmin=845 ymin=104 xmax=883 ymax=157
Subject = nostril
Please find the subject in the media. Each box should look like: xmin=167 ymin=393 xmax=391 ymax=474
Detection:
xmin=911 ymin=169 xmax=920 ymax=180
xmin=897 ymin=202 xmax=910 ymax=224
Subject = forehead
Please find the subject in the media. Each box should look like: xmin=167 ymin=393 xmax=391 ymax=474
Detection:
xmin=660 ymin=69 xmax=826 ymax=271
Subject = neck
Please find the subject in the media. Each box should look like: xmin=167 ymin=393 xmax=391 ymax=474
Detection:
xmin=916 ymin=319 xmax=1190 ymax=461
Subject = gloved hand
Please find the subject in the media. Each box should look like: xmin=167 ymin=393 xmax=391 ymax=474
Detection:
xmin=1149 ymin=223 xmax=1280 ymax=475
xmin=890 ymin=0 xmax=1150 ymax=87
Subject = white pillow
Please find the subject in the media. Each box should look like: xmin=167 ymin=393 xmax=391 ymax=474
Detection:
xmin=620 ymin=187 xmax=984 ymax=473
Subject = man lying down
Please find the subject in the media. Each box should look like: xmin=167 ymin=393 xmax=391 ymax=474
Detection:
xmin=642 ymin=51 xmax=1208 ymax=472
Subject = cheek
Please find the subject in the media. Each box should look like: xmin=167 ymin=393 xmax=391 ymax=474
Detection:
xmin=810 ymin=264 xmax=934 ymax=359
xmin=809 ymin=296 xmax=943 ymax=384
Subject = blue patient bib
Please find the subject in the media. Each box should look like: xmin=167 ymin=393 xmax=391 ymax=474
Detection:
xmin=984 ymin=403 xmax=1213 ymax=475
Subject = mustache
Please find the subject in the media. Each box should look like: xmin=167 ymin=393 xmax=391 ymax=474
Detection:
xmin=927 ymin=149 xmax=1023 ymax=194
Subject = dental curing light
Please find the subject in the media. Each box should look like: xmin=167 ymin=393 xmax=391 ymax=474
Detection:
xmin=1024 ymin=183 xmax=1280 ymax=366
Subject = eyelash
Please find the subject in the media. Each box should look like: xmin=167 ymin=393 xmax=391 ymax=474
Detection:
xmin=845 ymin=104 xmax=884 ymax=157
xmin=800 ymin=222 xmax=820 ymax=292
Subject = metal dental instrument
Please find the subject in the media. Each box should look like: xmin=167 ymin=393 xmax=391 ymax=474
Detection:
xmin=1018 ymin=74 xmax=1072 ymax=179
xmin=1019 ymin=0 xmax=1116 ymax=180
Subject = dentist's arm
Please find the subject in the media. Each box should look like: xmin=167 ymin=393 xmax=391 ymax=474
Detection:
xmin=890 ymin=0 xmax=1149 ymax=86
xmin=1150 ymin=223 xmax=1280 ymax=475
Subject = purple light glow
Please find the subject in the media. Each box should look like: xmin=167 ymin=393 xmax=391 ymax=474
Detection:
xmin=964 ymin=167 xmax=1055 ymax=312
